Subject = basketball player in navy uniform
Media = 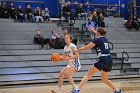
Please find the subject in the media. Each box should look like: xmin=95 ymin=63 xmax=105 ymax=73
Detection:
xmin=72 ymin=26 xmax=121 ymax=93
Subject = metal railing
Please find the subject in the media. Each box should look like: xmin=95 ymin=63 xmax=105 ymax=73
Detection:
xmin=121 ymin=51 xmax=129 ymax=69
xmin=108 ymin=41 xmax=113 ymax=50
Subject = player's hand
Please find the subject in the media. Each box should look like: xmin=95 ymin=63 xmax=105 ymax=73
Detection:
xmin=63 ymin=56 xmax=69 ymax=61
xmin=76 ymin=49 xmax=80 ymax=52
xmin=60 ymin=56 xmax=68 ymax=60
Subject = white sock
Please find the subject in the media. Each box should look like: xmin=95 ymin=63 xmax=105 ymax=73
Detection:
xmin=73 ymin=84 xmax=79 ymax=90
xmin=115 ymin=88 xmax=119 ymax=91
xmin=56 ymin=87 xmax=60 ymax=93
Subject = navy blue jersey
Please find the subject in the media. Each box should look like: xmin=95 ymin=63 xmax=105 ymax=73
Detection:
xmin=92 ymin=37 xmax=110 ymax=54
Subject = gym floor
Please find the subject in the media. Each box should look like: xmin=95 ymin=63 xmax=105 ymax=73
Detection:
xmin=0 ymin=78 xmax=140 ymax=93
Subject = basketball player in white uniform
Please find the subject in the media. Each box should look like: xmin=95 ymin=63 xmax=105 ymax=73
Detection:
xmin=52 ymin=34 xmax=81 ymax=93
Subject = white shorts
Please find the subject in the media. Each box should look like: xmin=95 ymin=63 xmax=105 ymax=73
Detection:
xmin=67 ymin=62 xmax=81 ymax=71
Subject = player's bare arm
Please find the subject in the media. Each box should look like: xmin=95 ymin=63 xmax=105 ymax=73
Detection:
xmin=77 ymin=42 xmax=95 ymax=52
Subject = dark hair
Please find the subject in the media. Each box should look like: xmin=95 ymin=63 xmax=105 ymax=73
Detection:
xmin=65 ymin=34 xmax=73 ymax=40
xmin=97 ymin=27 xmax=106 ymax=36
xmin=52 ymin=29 xmax=55 ymax=34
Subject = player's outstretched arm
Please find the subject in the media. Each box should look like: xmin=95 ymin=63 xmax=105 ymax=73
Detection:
xmin=77 ymin=42 xmax=95 ymax=52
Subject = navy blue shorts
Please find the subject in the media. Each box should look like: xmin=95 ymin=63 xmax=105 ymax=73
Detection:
xmin=94 ymin=55 xmax=112 ymax=72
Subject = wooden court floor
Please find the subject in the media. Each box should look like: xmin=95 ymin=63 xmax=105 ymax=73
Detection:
xmin=0 ymin=78 xmax=140 ymax=93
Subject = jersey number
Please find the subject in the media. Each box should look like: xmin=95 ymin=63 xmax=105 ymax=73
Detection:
xmin=104 ymin=43 xmax=109 ymax=49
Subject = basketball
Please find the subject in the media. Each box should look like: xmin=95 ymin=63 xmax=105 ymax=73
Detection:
xmin=51 ymin=53 xmax=60 ymax=62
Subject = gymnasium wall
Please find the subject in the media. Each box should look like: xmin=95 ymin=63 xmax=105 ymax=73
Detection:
xmin=137 ymin=0 xmax=140 ymax=6
xmin=44 ymin=0 xmax=59 ymax=17
xmin=2 ymin=0 xmax=59 ymax=17
xmin=2 ymin=0 xmax=140 ymax=19
xmin=136 ymin=0 xmax=140 ymax=17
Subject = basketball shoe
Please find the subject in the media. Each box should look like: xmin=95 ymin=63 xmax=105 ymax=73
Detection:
xmin=114 ymin=89 xmax=122 ymax=93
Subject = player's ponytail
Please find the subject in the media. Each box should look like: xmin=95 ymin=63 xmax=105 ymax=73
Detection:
xmin=97 ymin=27 xmax=106 ymax=36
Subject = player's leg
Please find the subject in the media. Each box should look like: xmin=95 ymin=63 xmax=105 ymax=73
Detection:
xmin=101 ymin=71 xmax=117 ymax=90
xmin=58 ymin=68 xmax=66 ymax=88
xmin=63 ymin=66 xmax=77 ymax=88
xmin=72 ymin=66 xmax=100 ymax=93
xmin=52 ymin=67 xmax=67 ymax=93
xmin=101 ymin=71 xmax=121 ymax=93
xmin=79 ymin=66 xmax=100 ymax=90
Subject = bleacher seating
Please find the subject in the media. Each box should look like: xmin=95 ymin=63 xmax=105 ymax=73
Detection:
xmin=0 ymin=18 xmax=140 ymax=87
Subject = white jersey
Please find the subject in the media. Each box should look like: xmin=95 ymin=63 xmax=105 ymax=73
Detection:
xmin=64 ymin=43 xmax=81 ymax=71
